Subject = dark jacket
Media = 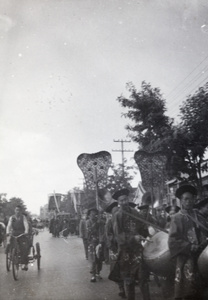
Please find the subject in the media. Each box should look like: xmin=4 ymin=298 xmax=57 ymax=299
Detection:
xmin=168 ymin=209 xmax=207 ymax=258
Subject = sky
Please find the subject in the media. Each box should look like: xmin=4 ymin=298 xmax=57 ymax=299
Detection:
xmin=0 ymin=0 xmax=208 ymax=214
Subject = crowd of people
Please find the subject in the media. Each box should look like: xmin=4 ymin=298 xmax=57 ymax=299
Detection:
xmin=78 ymin=185 xmax=208 ymax=300
xmin=1 ymin=183 xmax=208 ymax=300
xmin=49 ymin=213 xmax=79 ymax=237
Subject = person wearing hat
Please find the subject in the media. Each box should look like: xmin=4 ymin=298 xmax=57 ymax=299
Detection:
xmin=168 ymin=184 xmax=208 ymax=300
xmin=98 ymin=188 xmax=113 ymax=204
xmin=155 ymin=205 xmax=167 ymax=229
xmin=194 ymin=197 xmax=208 ymax=219
xmin=112 ymin=188 xmax=150 ymax=300
xmin=194 ymin=185 xmax=208 ymax=218
xmin=165 ymin=205 xmax=181 ymax=216
xmin=105 ymin=201 xmax=118 ymax=256
xmin=105 ymin=201 xmax=126 ymax=298
xmin=86 ymin=206 xmax=105 ymax=282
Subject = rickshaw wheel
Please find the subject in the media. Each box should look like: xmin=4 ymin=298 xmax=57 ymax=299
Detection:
xmin=12 ymin=248 xmax=19 ymax=280
xmin=6 ymin=246 xmax=11 ymax=271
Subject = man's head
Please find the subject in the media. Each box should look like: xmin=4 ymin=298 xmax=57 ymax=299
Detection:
xmin=181 ymin=192 xmax=195 ymax=210
xmin=202 ymin=185 xmax=208 ymax=198
xmin=117 ymin=194 xmax=129 ymax=208
xmin=160 ymin=209 xmax=166 ymax=218
xmin=15 ymin=205 xmax=22 ymax=216
xmin=103 ymin=190 xmax=112 ymax=202
xmin=137 ymin=205 xmax=149 ymax=218
xmin=82 ymin=209 xmax=88 ymax=220
xmin=165 ymin=205 xmax=180 ymax=216
xmin=99 ymin=189 xmax=112 ymax=202
xmin=199 ymin=203 xmax=208 ymax=217
xmin=137 ymin=192 xmax=152 ymax=216
xmin=112 ymin=189 xmax=130 ymax=209
xmin=194 ymin=198 xmax=208 ymax=217
xmin=88 ymin=208 xmax=98 ymax=221
xmin=175 ymin=185 xmax=197 ymax=211
xmin=155 ymin=206 xmax=166 ymax=218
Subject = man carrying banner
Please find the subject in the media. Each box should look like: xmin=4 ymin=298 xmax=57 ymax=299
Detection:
xmin=112 ymin=188 xmax=151 ymax=300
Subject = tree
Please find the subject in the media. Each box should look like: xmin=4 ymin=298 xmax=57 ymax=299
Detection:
xmin=106 ymin=160 xmax=136 ymax=194
xmin=117 ymin=80 xmax=208 ymax=195
xmin=3 ymin=197 xmax=28 ymax=218
xmin=117 ymin=81 xmax=175 ymax=198
xmin=117 ymin=81 xmax=173 ymax=152
xmin=171 ymin=84 xmax=208 ymax=195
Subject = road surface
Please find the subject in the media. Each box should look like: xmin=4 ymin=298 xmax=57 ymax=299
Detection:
xmin=0 ymin=230 xmax=163 ymax=300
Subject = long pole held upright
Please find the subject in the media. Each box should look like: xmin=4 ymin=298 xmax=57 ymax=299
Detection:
xmin=150 ymin=159 xmax=154 ymax=210
xmin=93 ymin=167 xmax=99 ymax=210
xmin=53 ymin=191 xmax=60 ymax=213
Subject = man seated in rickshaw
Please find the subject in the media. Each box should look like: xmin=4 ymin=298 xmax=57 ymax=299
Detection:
xmin=6 ymin=205 xmax=29 ymax=270
xmin=23 ymin=213 xmax=39 ymax=256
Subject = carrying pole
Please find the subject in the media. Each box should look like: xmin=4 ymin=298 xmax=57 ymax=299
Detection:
xmin=93 ymin=167 xmax=99 ymax=210
xmin=53 ymin=191 xmax=60 ymax=213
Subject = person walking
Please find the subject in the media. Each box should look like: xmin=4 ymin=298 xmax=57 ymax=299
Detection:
xmin=112 ymin=188 xmax=151 ymax=300
xmin=168 ymin=184 xmax=208 ymax=300
xmin=86 ymin=207 xmax=105 ymax=282
xmin=79 ymin=209 xmax=89 ymax=259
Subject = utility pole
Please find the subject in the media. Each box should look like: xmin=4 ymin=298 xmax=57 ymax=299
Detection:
xmin=112 ymin=139 xmax=133 ymax=180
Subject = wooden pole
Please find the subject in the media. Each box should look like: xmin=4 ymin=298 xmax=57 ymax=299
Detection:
xmin=53 ymin=191 xmax=60 ymax=213
xmin=150 ymin=158 xmax=155 ymax=215
xmin=93 ymin=167 xmax=99 ymax=210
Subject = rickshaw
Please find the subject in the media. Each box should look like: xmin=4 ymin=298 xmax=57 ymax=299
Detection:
xmin=6 ymin=229 xmax=41 ymax=281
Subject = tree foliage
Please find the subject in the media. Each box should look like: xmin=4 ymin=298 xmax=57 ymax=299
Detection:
xmin=171 ymin=84 xmax=208 ymax=193
xmin=106 ymin=160 xmax=136 ymax=193
xmin=117 ymin=81 xmax=173 ymax=151
xmin=1 ymin=197 xmax=29 ymax=220
xmin=117 ymin=81 xmax=208 ymax=193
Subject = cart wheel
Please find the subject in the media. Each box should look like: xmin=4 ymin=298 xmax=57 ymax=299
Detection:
xmin=36 ymin=242 xmax=41 ymax=270
xmin=12 ymin=248 xmax=19 ymax=280
xmin=6 ymin=246 xmax=11 ymax=271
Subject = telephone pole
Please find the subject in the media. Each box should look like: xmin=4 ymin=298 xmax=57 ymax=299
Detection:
xmin=112 ymin=139 xmax=133 ymax=180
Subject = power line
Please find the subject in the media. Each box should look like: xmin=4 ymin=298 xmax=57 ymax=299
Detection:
xmin=166 ymin=54 xmax=208 ymax=99
xmin=168 ymin=65 xmax=208 ymax=105
xmin=168 ymin=75 xmax=208 ymax=115
xmin=168 ymin=73 xmax=208 ymax=112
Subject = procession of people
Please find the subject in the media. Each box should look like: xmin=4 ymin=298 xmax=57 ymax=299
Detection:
xmin=76 ymin=184 xmax=208 ymax=300
xmin=1 ymin=182 xmax=208 ymax=300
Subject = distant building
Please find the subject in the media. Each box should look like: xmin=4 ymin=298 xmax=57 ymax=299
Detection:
xmin=166 ymin=159 xmax=208 ymax=204
xmin=48 ymin=193 xmax=64 ymax=211
xmin=40 ymin=204 xmax=49 ymax=219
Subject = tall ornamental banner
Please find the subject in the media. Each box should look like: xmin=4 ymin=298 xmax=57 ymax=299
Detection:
xmin=77 ymin=151 xmax=112 ymax=209
xmin=134 ymin=150 xmax=167 ymax=208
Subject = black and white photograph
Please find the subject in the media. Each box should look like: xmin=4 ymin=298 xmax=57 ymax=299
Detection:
xmin=1 ymin=1 xmax=208 ymax=299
